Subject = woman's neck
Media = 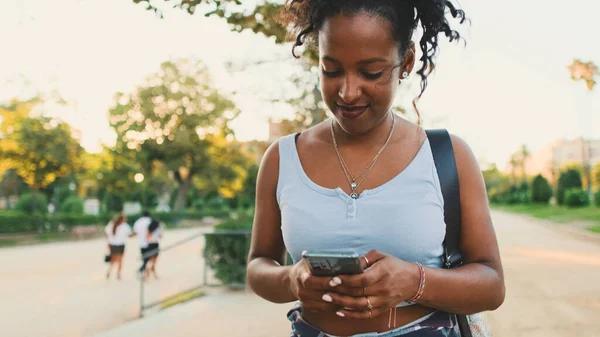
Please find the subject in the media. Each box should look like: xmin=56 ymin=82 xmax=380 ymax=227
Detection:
xmin=332 ymin=112 xmax=396 ymax=147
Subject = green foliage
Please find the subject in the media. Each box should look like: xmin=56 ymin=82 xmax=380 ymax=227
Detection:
xmin=203 ymin=210 xmax=254 ymax=286
xmin=531 ymin=174 xmax=553 ymax=204
xmin=59 ymin=196 xmax=84 ymax=214
xmin=108 ymin=59 xmax=246 ymax=212
xmin=0 ymin=213 xmax=111 ymax=234
xmin=557 ymin=169 xmax=583 ymax=205
xmin=0 ymin=210 xmax=229 ymax=234
xmin=564 ymin=188 xmax=590 ymax=208
xmin=205 ymin=196 xmax=229 ymax=211
xmin=489 ymin=183 xmax=530 ymax=205
xmin=103 ymin=192 xmax=124 ymax=213
xmin=0 ymin=103 xmax=83 ymax=189
xmin=595 ymin=190 xmax=600 ymax=208
xmin=133 ymin=1 xmax=289 ymax=43
xmin=15 ymin=193 xmax=49 ymax=214
xmin=193 ymin=199 xmax=205 ymax=211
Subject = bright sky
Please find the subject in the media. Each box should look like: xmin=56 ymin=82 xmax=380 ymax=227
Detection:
xmin=1 ymin=0 xmax=598 ymax=169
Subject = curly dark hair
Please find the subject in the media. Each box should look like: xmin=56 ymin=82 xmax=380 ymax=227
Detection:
xmin=278 ymin=0 xmax=467 ymax=117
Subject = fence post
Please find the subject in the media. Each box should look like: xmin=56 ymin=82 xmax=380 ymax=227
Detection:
xmin=139 ymin=272 xmax=145 ymax=318
xmin=203 ymin=234 xmax=208 ymax=286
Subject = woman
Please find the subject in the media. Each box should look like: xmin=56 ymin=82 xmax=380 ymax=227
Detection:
xmin=142 ymin=219 xmax=162 ymax=280
xmin=104 ymin=212 xmax=132 ymax=280
xmin=247 ymin=1 xmax=505 ymax=336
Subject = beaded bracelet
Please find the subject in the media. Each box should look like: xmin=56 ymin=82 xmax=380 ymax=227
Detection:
xmin=407 ymin=262 xmax=425 ymax=303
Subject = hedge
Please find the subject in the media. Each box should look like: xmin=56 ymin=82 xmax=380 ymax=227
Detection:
xmin=203 ymin=210 xmax=254 ymax=286
xmin=0 ymin=209 xmax=233 ymax=234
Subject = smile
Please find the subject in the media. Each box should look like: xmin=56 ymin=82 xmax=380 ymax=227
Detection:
xmin=336 ymin=104 xmax=369 ymax=120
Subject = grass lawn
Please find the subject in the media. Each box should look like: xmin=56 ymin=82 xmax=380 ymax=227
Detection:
xmin=491 ymin=203 xmax=600 ymax=231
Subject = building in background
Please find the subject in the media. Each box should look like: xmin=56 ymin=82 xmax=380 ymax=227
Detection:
xmin=524 ymin=137 xmax=600 ymax=186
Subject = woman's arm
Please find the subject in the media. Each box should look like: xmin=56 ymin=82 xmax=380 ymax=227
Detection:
xmin=410 ymin=134 xmax=505 ymax=314
xmin=246 ymin=141 xmax=297 ymax=303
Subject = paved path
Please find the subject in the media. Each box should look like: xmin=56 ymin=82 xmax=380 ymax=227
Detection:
xmin=3 ymin=210 xmax=600 ymax=337
xmin=94 ymin=210 xmax=600 ymax=337
xmin=0 ymin=227 xmax=212 ymax=337
xmin=486 ymin=210 xmax=600 ymax=337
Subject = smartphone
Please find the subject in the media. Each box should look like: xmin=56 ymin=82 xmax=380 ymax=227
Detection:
xmin=301 ymin=250 xmax=363 ymax=277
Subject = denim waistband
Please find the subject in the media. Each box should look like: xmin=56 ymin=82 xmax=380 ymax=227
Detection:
xmin=287 ymin=303 xmax=458 ymax=337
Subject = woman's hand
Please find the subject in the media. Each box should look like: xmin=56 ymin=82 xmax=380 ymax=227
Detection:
xmin=322 ymin=250 xmax=421 ymax=319
xmin=287 ymin=259 xmax=344 ymax=313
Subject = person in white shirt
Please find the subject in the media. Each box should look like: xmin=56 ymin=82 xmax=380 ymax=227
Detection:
xmin=133 ymin=211 xmax=152 ymax=274
xmin=104 ymin=213 xmax=133 ymax=280
xmin=143 ymin=218 xmax=162 ymax=280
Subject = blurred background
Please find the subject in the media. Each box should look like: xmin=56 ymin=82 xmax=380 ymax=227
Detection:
xmin=0 ymin=1 xmax=599 ymax=336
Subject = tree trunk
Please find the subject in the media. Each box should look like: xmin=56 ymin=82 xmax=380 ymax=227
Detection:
xmin=173 ymin=176 xmax=192 ymax=213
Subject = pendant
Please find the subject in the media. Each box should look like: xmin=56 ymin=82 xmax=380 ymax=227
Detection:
xmin=350 ymin=182 xmax=357 ymax=189
xmin=350 ymin=192 xmax=358 ymax=199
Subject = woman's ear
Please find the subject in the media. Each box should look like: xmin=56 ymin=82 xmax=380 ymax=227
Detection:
xmin=400 ymin=42 xmax=416 ymax=79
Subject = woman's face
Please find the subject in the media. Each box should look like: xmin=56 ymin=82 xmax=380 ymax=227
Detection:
xmin=318 ymin=12 xmax=406 ymax=135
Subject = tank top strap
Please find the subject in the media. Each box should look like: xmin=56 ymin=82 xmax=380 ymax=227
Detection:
xmin=276 ymin=133 xmax=301 ymax=205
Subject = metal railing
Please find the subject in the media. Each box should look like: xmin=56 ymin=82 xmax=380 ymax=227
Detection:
xmin=138 ymin=230 xmax=251 ymax=317
xmin=138 ymin=230 xmax=206 ymax=317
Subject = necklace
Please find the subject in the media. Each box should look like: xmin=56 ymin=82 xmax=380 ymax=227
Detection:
xmin=330 ymin=114 xmax=396 ymax=199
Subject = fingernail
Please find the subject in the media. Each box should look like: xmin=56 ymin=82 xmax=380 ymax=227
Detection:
xmin=336 ymin=311 xmax=345 ymax=317
xmin=322 ymin=294 xmax=332 ymax=302
xmin=333 ymin=277 xmax=342 ymax=284
xmin=328 ymin=279 xmax=338 ymax=287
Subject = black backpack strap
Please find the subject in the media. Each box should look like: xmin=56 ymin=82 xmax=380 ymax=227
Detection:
xmin=425 ymin=129 xmax=463 ymax=269
xmin=426 ymin=129 xmax=472 ymax=337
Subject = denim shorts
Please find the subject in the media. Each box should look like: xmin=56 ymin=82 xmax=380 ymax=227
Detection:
xmin=287 ymin=303 xmax=461 ymax=337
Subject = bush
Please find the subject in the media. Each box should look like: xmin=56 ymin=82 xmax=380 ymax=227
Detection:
xmin=504 ymin=185 xmax=529 ymax=204
xmin=557 ymin=169 xmax=583 ymax=205
xmin=564 ymin=188 xmax=590 ymax=208
xmin=15 ymin=193 xmax=49 ymax=214
xmin=595 ymin=190 xmax=600 ymax=208
xmin=203 ymin=211 xmax=253 ymax=286
xmin=0 ymin=212 xmax=111 ymax=234
xmin=531 ymin=174 xmax=553 ymax=204
xmin=59 ymin=196 xmax=84 ymax=214
xmin=0 ymin=213 xmax=45 ymax=233
xmin=193 ymin=199 xmax=204 ymax=211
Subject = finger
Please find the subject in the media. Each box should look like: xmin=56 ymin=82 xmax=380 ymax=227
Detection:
xmin=336 ymin=267 xmax=381 ymax=288
xmin=333 ymin=280 xmax=387 ymax=297
xmin=302 ymin=274 xmax=340 ymax=290
xmin=323 ymin=292 xmax=388 ymax=311
xmin=297 ymin=288 xmax=329 ymax=302
xmin=336 ymin=306 xmax=388 ymax=319
xmin=301 ymin=300 xmax=340 ymax=313
xmin=361 ymin=249 xmax=386 ymax=269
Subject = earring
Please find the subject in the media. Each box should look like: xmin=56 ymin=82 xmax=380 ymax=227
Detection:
xmin=402 ymin=71 xmax=409 ymax=79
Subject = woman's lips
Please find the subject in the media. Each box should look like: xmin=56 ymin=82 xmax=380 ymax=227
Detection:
xmin=336 ymin=104 xmax=369 ymax=120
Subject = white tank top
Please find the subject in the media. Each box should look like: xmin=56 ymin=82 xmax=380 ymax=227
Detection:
xmin=276 ymin=133 xmax=446 ymax=270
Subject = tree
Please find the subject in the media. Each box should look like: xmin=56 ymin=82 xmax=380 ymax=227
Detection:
xmin=133 ymin=0 xmax=288 ymax=43
xmin=518 ymin=144 xmax=530 ymax=184
xmin=531 ymin=174 xmax=553 ymax=204
xmin=108 ymin=59 xmax=243 ymax=212
xmin=556 ymin=169 xmax=583 ymax=205
xmin=567 ymin=59 xmax=598 ymax=91
xmin=0 ymin=169 xmax=27 ymax=208
xmin=567 ymin=59 xmax=597 ymax=196
xmin=136 ymin=0 xmax=406 ymax=132
xmin=0 ymin=101 xmax=83 ymax=212
xmin=508 ymin=154 xmax=519 ymax=184
xmin=593 ymin=162 xmax=600 ymax=192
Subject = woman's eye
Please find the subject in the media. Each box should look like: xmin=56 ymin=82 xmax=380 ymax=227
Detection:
xmin=321 ymin=69 xmax=341 ymax=77
xmin=362 ymin=71 xmax=384 ymax=80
